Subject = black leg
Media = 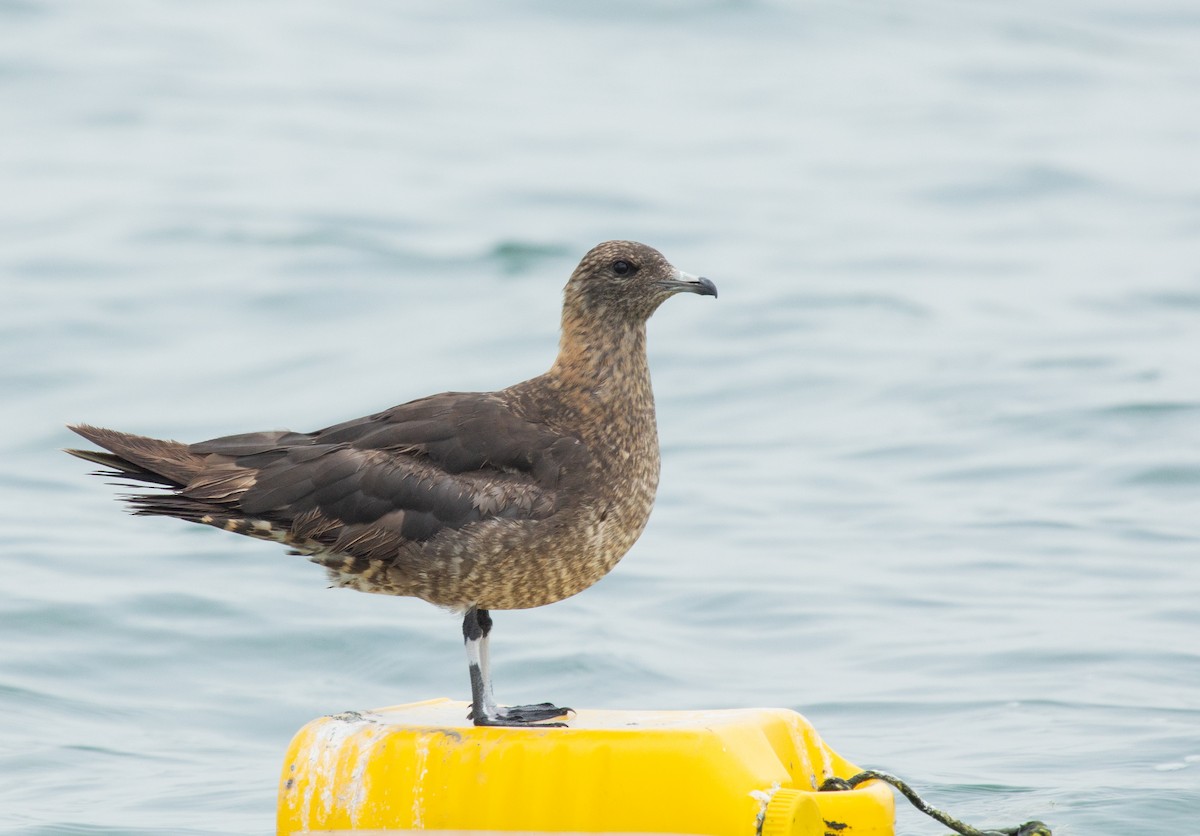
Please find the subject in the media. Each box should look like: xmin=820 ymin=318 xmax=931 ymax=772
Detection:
xmin=461 ymin=606 xmax=572 ymax=727
xmin=463 ymin=606 xmax=490 ymax=722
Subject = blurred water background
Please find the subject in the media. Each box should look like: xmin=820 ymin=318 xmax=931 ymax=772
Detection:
xmin=2 ymin=1 xmax=1198 ymax=833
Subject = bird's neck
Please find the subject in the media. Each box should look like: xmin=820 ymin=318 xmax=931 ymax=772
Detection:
xmin=540 ymin=309 xmax=661 ymax=502
xmin=548 ymin=311 xmax=652 ymax=406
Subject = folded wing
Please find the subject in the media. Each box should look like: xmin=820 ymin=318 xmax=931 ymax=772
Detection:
xmin=69 ymin=391 xmax=589 ymax=564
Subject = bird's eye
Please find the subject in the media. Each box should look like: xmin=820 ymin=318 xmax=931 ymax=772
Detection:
xmin=611 ymin=260 xmax=636 ymax=276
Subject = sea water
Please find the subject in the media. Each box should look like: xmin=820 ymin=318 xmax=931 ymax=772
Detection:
xmin=1 ymin=1 xmax=1197 ymax=833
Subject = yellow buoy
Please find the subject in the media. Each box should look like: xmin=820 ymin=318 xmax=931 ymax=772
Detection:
xmin=277 ymin=699 xmax=894 ymax=836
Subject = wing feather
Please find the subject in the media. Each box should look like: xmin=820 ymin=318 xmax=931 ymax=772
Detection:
xmin=156 ymin=390 xmax=589 ymax=558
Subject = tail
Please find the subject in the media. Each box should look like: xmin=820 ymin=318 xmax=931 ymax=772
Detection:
xmin=65 ymin=423 xmax=278 ymax=534
xmin=66 ymin=423 xmax=303 ymax=547
xmin=65 ymin=424 xmax=202 ymax=488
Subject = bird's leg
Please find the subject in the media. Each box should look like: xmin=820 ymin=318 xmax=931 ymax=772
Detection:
xmin=463 ymin=606 xmax=498 ymax=719
xmin=462 ymin=606 xmax=572 ymax=727
xmin=474 ymin=607 xmax=498 ymax=715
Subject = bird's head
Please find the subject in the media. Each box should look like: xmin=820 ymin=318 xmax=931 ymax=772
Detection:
xmin=562 ymin=240 xmax=717 ymax=323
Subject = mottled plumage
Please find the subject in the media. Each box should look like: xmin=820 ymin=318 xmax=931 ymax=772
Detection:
xmin=67 ymin=240 xmax=717 ymax=725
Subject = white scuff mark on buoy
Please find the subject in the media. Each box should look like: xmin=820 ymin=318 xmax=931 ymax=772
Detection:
xmin=785 ymin=721 xmax=819 ymax=790
xmin=344 ymin=727 xmax=378 ymax=826
xmin=817 ymin=740 xmax=835 ymax=784
xmin=297 ymin=712 xmax=375 ymax=829
xmin=411 ymin=733 xmax=433 ymax=827
xmin=749 ymin=782 xmax=780 ymax=836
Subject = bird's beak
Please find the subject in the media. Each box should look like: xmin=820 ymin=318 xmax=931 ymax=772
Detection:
xmin=663 ymin=268 xmax=718 ymax=299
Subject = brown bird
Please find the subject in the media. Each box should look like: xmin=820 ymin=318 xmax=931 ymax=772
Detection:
xmin=66 ymin=240 xmax=717 ymax=726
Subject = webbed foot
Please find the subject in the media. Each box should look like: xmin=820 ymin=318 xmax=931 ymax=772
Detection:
xmin=469 ymin=702 xmax=574 ymax=727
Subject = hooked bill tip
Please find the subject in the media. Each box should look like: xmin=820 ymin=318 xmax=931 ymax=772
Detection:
xmin=693 ymin=276 xmax=718 ymax=298
xmin=670 ymin=269 xmax=718 ymax=299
